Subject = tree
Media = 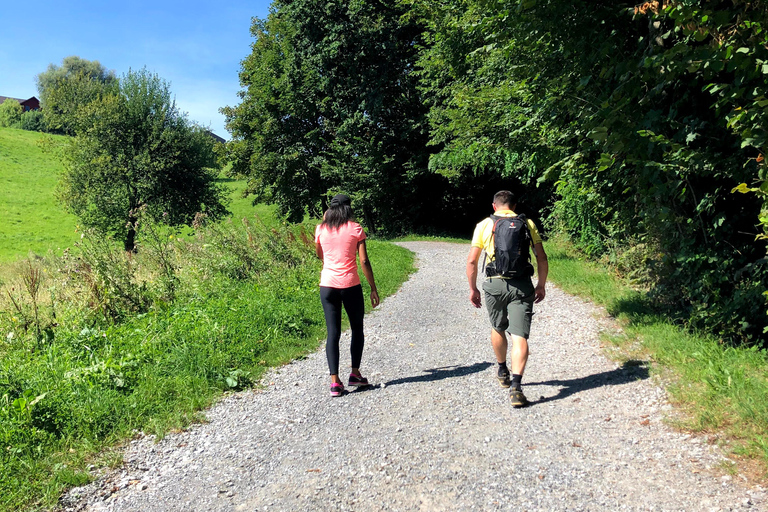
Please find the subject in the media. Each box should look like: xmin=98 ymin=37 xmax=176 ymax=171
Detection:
xmin=223 ymin=0 xmax=433 ymax=232
xmin=0 ymin=99 xmax=23 ymax=127
xmin=37 ymin=56 xmax=117 ymax=134
xmin=59 ymin=68 xmax=227 ymax=251
xmin=414 ymin=0 xmax=768 ymax=342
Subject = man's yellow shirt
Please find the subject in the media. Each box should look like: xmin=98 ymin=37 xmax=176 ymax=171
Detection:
xmin=470 ymin=210 xmax=543 ymax=262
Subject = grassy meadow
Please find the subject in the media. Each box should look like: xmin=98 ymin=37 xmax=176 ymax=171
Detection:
xmin=0 ymin=128 xmax=78 ymax=263
xmin=0 ymin=126 xmax=275 ymax=267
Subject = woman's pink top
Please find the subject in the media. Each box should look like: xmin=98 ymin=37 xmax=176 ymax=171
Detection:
xmin=314 ymin=221 xmax=367 ymax=288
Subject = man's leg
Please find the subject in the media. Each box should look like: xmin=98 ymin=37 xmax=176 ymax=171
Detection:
xmin=504 ymin=278 xmax=533 ymax=405
xmin=509 ymin=334 xmax=529 ymax=376
xmin=490 ymin=328 xmax=508 ymax=364
xmin=490 ymin=328 xmax=511 ymax=386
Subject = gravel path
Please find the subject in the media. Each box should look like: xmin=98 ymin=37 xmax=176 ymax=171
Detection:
xmin=63 ymin=242 xmax=766 ymax=511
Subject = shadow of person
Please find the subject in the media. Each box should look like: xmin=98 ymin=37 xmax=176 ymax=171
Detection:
xmin=382 ymin=362 xmax=493 ymax=387
xmin=524 ymin=360 xmax=649 ymax=406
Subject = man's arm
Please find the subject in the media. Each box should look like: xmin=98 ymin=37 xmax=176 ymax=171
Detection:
xmin=532 ymin=242 xmax=548 ymax=303
xmin=467 ymin=246 xmax=483 ymax=308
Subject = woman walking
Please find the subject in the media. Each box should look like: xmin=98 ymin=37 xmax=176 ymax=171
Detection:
xmin=314 ymin=194 xmax=379 ymax=397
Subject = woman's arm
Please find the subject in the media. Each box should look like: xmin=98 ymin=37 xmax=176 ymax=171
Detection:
xmin=315 ymin=240 xmax=323 ymax=261
xmin=358 ymin=240 xmax=379 ymax=307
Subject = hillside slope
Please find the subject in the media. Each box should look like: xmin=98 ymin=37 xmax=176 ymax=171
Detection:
xmin=0 ymin=128 xmax=271 ymax=266
xmin=0 ymin=128 xmax=77 ymax=264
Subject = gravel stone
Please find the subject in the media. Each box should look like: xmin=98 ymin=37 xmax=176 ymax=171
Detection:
xmin=60 ymin=242 xmax=767 ymax=511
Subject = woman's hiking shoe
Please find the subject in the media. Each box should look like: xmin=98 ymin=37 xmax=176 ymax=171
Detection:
xmin=509 ymin=388 xmax=528 ymax=408
xmin=348 ymin=373 xmax=369 ymax=387
xmin=330 ymin=382 xmax=345 ymax=397
xmin=497 ymin=366 xmax=511 ymax=388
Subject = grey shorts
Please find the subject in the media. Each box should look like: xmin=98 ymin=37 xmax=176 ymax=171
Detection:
xmin=482 ymin=277 xmax=535 ymax=339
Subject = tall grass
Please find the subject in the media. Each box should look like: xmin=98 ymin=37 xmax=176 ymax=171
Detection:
xmin=0 ymin=216 xmax=415 ymax=511
xmin=547 ymin=238 xmax=768 ymax=477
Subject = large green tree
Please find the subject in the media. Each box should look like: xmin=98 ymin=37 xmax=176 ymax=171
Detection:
xmin=59 ymin=68 xmax=227 ymax=251
xmin=223 ymin=0 xmax=433 ymax=232
xmin=37 ymin=56 xmax=117 ymax=134
xmin=415 ymin=0 xmax=768 ymax=342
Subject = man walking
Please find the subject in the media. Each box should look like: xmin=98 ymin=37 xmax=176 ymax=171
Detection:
xmin=466 ymin=190 xmax=548 ymax=407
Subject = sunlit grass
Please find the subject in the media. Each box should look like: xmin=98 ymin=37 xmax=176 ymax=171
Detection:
xmin=0 ymin=128 xmax=78 ymax=263
xmin=0 ymin=127 xmax=277 ymax=265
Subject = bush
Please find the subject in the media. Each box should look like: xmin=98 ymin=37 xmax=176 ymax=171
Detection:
xmin=18 ymin=110 xmax=46 ymax=132
xmin=0 ymin=100 xmax=22 ymax=128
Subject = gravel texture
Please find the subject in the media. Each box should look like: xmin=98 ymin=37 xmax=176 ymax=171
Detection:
xmin=61 ymin=242 xmax=767 ymax=511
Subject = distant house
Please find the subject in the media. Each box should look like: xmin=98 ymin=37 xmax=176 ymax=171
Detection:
xmin=0 ymin=96 xmax=41 ymax=111
xmin=205 ymin=130 xmax=226 ymax=144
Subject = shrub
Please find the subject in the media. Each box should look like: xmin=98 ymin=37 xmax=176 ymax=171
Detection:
xmin=19 ymin=110 xmax=46 ymax=132
xmin=0 ymin=99 xmax=23 ymax=128
xmin=0 ymin=216 xmax=325 ymax=509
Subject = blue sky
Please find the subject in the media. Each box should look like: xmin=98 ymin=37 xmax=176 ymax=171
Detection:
xmin=0 ymin=1 xmax=273 ymax=140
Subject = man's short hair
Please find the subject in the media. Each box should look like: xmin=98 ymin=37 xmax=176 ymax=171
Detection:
xmin=493 ymin=190 xmax=517 ymax=208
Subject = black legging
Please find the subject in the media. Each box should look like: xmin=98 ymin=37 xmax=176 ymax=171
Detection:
xmin=320 ymin=284 xmax=365 ymax=375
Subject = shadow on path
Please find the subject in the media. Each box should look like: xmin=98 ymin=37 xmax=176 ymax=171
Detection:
xmin=525 ymin=360 xmax=649 ymax=406
xmin=383 ymin=362 xmax=493 ymax=387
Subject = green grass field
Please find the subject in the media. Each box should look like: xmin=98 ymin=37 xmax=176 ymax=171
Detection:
xmin=0 ymin=128 xmax=78 ymax=263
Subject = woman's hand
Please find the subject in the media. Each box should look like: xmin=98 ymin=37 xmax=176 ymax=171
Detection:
xmin=370 ymin=289 xmax=380 ymax=308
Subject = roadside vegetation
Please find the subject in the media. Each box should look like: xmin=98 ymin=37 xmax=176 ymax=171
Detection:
xmin=0 ymin=214 xmax=415 ymax=511
xmin=547 ymin=237 xmax=768 ymax=479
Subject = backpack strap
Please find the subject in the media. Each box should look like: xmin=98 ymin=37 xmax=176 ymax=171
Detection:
xmin=482 ymin=215 xmax=499 ymax=271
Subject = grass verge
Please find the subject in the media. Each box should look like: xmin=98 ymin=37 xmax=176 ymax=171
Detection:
xmin=547 ymin=237 xmax=768 ymax=480
xmin=0 ymin=220 xmax=415 ymax=512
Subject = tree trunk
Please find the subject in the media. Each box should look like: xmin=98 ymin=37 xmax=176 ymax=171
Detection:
xmin=362 ymin=206 xmax=376 ymax=235
xmin=124 ymin=214 xmax=137 ymax=252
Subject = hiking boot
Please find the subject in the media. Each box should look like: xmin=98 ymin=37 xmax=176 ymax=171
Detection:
xmin=509 ymin=388 xmax=528 ymax=408
xmin=330 ymin=382 xmax=345 ymax=397
xmin=497 ymin=366 xmax=511 ymax=388
xmin=348 ymin=373 xmax=369 ymax=387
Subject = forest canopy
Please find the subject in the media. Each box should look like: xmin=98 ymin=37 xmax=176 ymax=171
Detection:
xmin=224 ymin=0 xmax=768 ymax=343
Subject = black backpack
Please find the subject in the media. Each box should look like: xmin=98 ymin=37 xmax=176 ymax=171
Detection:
xmin=485 ymin=214 xmax=534 ymax=278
